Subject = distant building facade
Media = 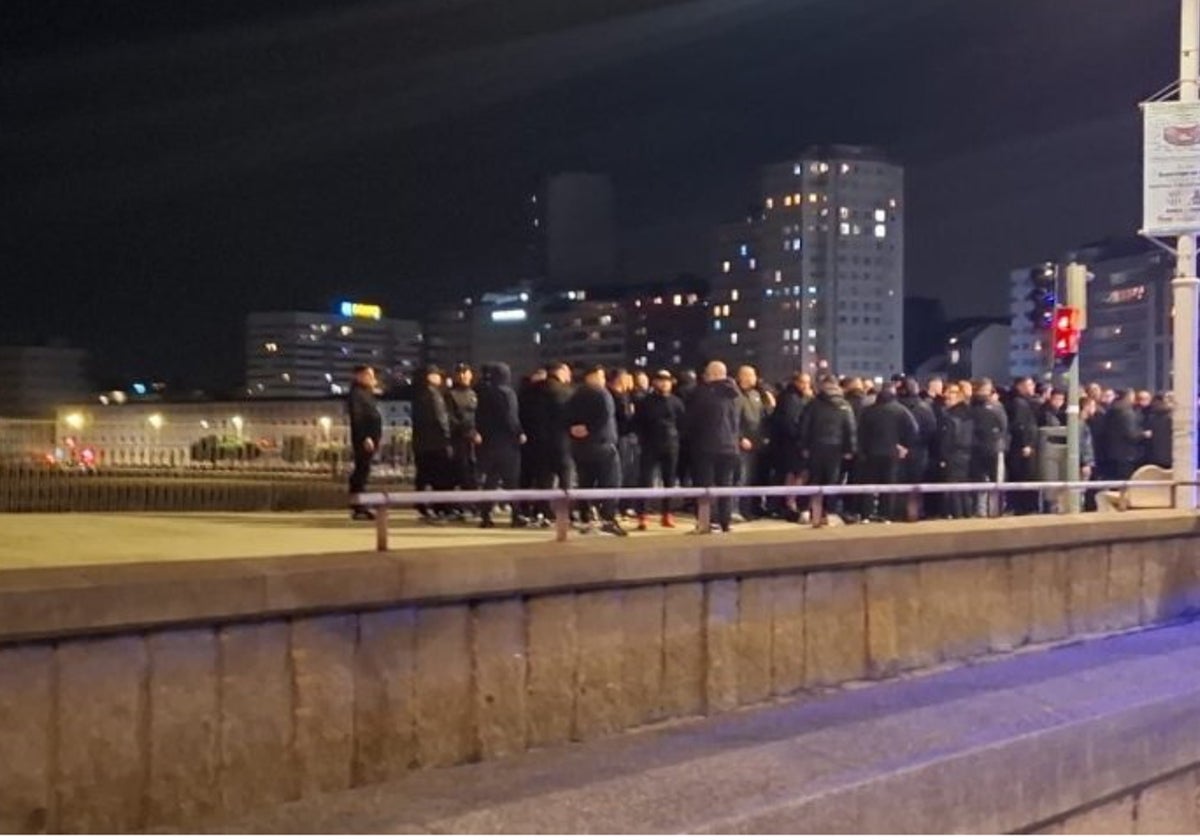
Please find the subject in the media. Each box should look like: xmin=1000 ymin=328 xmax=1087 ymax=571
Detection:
xmin=245 ymin=304 xmax=421 ymax=398
xmin=0 ymin=345 xmax=90 ymax=418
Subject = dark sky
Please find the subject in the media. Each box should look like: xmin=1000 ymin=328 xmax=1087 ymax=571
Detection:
xmin=1 ymin=0 xmax=1178 ymax=389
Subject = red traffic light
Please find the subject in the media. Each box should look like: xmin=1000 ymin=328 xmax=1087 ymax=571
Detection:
xmin=1052 ymin=306 xmax=1080 ymax=360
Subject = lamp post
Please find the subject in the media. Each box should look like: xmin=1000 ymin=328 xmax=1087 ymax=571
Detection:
xmin=1173 ymin=0 xmax=1200 ymax=508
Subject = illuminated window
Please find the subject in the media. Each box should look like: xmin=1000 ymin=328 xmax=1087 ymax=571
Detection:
xmin=714 ymin=319 xmax=723 ymax=331
xmin=874 ymin=224 xmax=887 ymax=238
xmin=722 ymin=261 xmax=732 ymax=273
xmin=765 ymin=197 xmax=775 ymax=209
xmin=808 ymin=329 xmax=817 ymax=339
xmin=731 ymin=289 xmax=740 ymax=302
xmin=840 ymin=163 xmax=851 ymax=174
xmin=713 ymin=305 xmax=722 ymax=316
xmin=722 ymin=305 xmax=731 ymax=317
xmin=875 ymin=209 xmax=887 ymax=222
xmin=774 ymin=271 xmax=783 ymax=284
xmin=818 ymin=162 xmax=830 ymax=174
xmin=647 ymin=341 xmax=656 ymax=352
xmin=808 ymin=193 xmax=818 ymax=203
xmin=839 ymin=207 xmax=850 ymax=220
xmin=748 ymin=319 xmax=758 ymax=330
xmin=264 ymin=342 xmax=278 ymax=353
xmin=748 ymin=258 xmax=757 ymax=270
xmin=839 ymin=222 xmax=851 ymax=236
xmin=731 ymin=332 xmax=739 ymax=345
xmin=673 ymin=294 xmax=683 ymax=306
xmin=784 ymin=196 xmax=794 ymax=207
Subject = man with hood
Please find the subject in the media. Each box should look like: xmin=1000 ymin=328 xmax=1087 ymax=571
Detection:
xmin=445 ymin=363 xmax=479 ymax=513
xmin=475 ymin=362 xmax=527 ymax=528
xmin=799 ymin=374 xmax=856 ymax=524
xmin=687 ymin=360 xmax=742 ymax=533
xmin=934 ymin=381 xmax=974 ymax=518
xmin=857 ymin=385 xmax=918 ymax=522
xmin=411 ymin=364 xmax=453 ymax=521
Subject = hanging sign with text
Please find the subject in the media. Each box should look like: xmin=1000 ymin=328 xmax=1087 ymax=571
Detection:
xmin=1144 ymin=100 xmax=1200 ymax=236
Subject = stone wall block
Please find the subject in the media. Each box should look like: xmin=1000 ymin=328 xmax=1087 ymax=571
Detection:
xmin=1067 ymin=545 xmax=1110 ymax=636
xmin=415 ymin=605 xmax=476 ymax=767
xmin=1030 ymin=551 xmax=1070 ymax=644
xmin=292 ymin=615 xmax=357 ymax=797
xmin=0 ymin=645 xmax=53 ymax=833
xmin=218 ymin=621 xmax=296 ymax=815
xmin=770 ymin=574 xmax=805 ymax=697
xmin=620 ymin=586 xmax=665 ymax=728
xmin=574 ymin=590 xmax=626 ymax=739
xmin=1136 ymin=768 xmax=1200 ymax=834
xmin=866 ymin=564 xmax=922 ymax=678
xmin=1105 ymin=543 xmax=1143 ymax=632
xmin=55 ymin=636 xmax=148 ymax=833
xmin=662 ymin=583 xmax=705 ymax=718
xmin=526 ymin=594 xmax=578 ymax=748
xmin=1051 ymin=794 xmax=1136 ymax=835
xmin=354 ymin=608 xmax=418 ymax=786
xmin=805 ymin=569 xmax=867 ymax=688
xmin=703 ymin=579 xmax=740 ymax=713
xmin=145 ymin=629 xmax=220 ymax=829
xmin=737 ymin=576 xmax=774 ymax=705
xmin=919 ymin=559 xmax=987 ymax=663
xmin=1003 ymin=555 xmax=1035 ymax=651
xmin=473 ymin=599 xmax=528 ymax=760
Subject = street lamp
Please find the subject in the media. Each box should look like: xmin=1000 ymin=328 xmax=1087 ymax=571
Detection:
xmin=231 ymin=415 xmax=244 ymax=439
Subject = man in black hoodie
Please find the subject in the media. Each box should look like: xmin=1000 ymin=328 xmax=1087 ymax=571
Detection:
xmin=934 ymin=382 xmax=975 ymax=519
xmin=1006 ymin=377 xmax=1041 ymax=515
xmin=445 ymin=364 xmax=479 ymax=512
xmin=567 ymin=365 xmax=627 ymax=536
xmin=348 ymin=365 xmax=382 ymax=520
xmin=411 ymin=365 xmax=453 ymax=520
xmin=475 ymin=362 xmax=526 ymax=528
xmin=969 ymin=378 xmax=1008 ymax=516
xmin=898 ymin=377 xmax=937 ymax=520
xmin=633 ymin=370 xmax=687 ymax=529
xmin=858 ymin=385 xmax=918 ymax=522
xmin=688 ymin=360 xmax=742 ymax=533
xmin=799 ymin=375 xmax=856 ymax=523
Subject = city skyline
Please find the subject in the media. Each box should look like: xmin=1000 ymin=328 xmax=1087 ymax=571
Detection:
xmin=2 ymin=0 xmax=1178 ymax=389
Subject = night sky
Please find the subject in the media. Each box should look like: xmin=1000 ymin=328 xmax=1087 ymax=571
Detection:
xmin=1 ymin=0 xmax=1178 ymax=390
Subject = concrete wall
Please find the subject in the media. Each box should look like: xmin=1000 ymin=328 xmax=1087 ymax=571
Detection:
xmin=1 ymin=512 xmax=1198 ymax=832
xmin=1030 ymin=764 xmax=1200 ymax=834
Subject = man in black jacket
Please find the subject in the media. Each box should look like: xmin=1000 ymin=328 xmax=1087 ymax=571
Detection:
xmin=567 ymin=365 xmax=626 ymax=536
xmin=475 ymin=362 xmax=527 ymax=528
xmin=688 ymin=361 xmax=743 ymax=533
xmin=1006 ymin=377 xmax=1041 ymax=515
xmin=898 ymin=377 xmax=937 ymax=520
xmin=935 ymin=382 xmax=975 ymax=519
xmin=1147 ymin=393 xmax=1173 ymax=468
xmin=799 ymin=375 xmax=856 ymax=523
xmin=775 ymin=371 xmax=814 ymax=520
xmin=633 ymin=370 xmax=687 ymax=529
xmin=1102 ymin=389 xmax=1151 ymax=480
xmin=445 ymin=364 xmax=479 ymax=512
xmin=969 ymin=378 xmax=1008 ymax=516
xmin=411 ymin=365 xmax=453 ymax=520
xmin=347 ymin=365 xmax=382 ymax=520
xmin=734 ymin=365 xmax=770 ymax=520
xmin=857 ymin=386 xmax=918 ymax=522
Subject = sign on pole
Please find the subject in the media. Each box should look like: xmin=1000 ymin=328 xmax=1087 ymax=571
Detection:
xmin=1143 ymin=100 xmax=1200 ymax=236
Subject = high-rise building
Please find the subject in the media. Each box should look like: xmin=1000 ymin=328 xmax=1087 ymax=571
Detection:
xmin=710 ymin=146 xmax=904 ymax=385
xmin=538 ymin=290 xmax=626 ymax=371
xmin=623 ymin=278 xmax=710 ymax=373
xmin=245 ymin=304 xmax=421 ymax=398
xmin=544 ymin=173 xmax=617 ymax=290
xmin=0 ymin=344 xmax=90 ymax=418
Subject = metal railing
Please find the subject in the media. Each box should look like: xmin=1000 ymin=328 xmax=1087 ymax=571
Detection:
xmin=353 ymin=479 xmax=1188 ymax=551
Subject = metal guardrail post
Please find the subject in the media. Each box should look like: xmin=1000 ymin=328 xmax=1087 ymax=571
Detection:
xmin=375 ymin=503 xmax=389 ymax=552
xmin=553 ymin=495 xmax=571 ymax=543
xmin=906 ymin=487 xmax=920 ymax=523
xmin=811 ymin=491 xmax=824 ymax=528
xmin=697 ymin=492 xmax=712 ymax=534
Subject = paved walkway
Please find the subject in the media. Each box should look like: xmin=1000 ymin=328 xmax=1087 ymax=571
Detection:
xmin=0 ymin=511 xmax=799 ymax=569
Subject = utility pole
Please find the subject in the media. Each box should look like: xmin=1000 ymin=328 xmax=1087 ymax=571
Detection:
xmin=1064 ymin=263 xmax=1087 ymax=513
xmin=1174 ymin=0 xmax=1199 ymax=509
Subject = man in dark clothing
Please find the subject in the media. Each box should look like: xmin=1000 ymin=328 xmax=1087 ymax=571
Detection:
xmin=840 ymin=376 xmax=869 ymax=522
xmin=475 ymin=362 xmax=527 ymax=528
xmin=347 ymin=365 xmax=382 ymax=520
xmin=674 ymin=368 xmax=699 ymax=489
xmin=567 ymin=365 xmax=627 ymax=536
xmin=934 ymin=382 xmax=974 ymax=519
xmin=633 ymin=370 xmax=687 ymax=529
xmin=411 ymin=365 xmax=454 ymax=520
xmin=1038 ymin=390 xmax=1066 ymax=428
xmin=445 ymin=364 xmax=479 ymax=512
xmin=1147 ymin=393 xmax=1173 ymax=468
xmin=857 ymin=386 xmax=918 ymax=522
xmin=898 ymin=377 xmax=937 ymax=520
xmin=609 ymin=368 xmax=639 ymax=515
xmin=774 ymin=371 xmax=814 ymax=520
xmin=1006 ymin=377 xmax=1041 ymax=515
xmin=799 ymin=375 xmax=856 ymax=523
xmin=1102 ymin=389 xmax=1151 ymax=480
xmin=688 ymin=361 xmax=742 ymax=532
xmin=735 ymin=365 xmax=770 ymax=520
xmin=969 ymin=379 xmax=1009 ymax=516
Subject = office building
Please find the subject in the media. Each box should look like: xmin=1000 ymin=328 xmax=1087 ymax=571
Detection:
xmin=245 ymin=304 xmax=421 ymax=398
xmin=538 ymin=290 xmax=627 ymax=371
xmin=624 ymin=278 xmax=710 ymax=372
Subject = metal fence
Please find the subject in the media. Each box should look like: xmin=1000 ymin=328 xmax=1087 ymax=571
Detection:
xmin=352 ymin=478 xmax=1189 ymax=550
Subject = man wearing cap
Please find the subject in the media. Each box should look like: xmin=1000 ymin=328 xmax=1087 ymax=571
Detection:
xmin=411 ymin=364 xmax=453 ymax=521
xmin=445 ymin=363 xmax=479 ymax=514
xmin=633 ymin=370 xmax=687 ymax=529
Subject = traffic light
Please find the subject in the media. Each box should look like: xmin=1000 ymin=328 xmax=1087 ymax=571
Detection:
xmin=1052 ymin=306 xmax=1080 ymax=361
xmin=1026 ymin=265 xmax=1057 ymax=330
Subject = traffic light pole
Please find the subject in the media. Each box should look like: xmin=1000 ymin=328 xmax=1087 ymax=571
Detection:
xmin=1174 ymin=0 xmax=1200 ymax=510
xmin=1064 ymin=265 xmax=1084 ymax=514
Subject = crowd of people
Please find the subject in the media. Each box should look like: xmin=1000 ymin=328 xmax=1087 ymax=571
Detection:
xmin=347 ymin=360 xmax=1175 ymax=534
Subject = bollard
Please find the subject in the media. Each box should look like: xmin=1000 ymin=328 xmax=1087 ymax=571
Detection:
xmin=906 ymin=487 xmax=920 ymax=523
xmin=553 ymin=495 xmax=571 ymax=543
xmin=697 ymin=493 xmax=712 ymax=534
xmin=811 ymin=491 xmax=825 ymax=528
xmin=375 ymin=503 xmax=389 ymax=552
